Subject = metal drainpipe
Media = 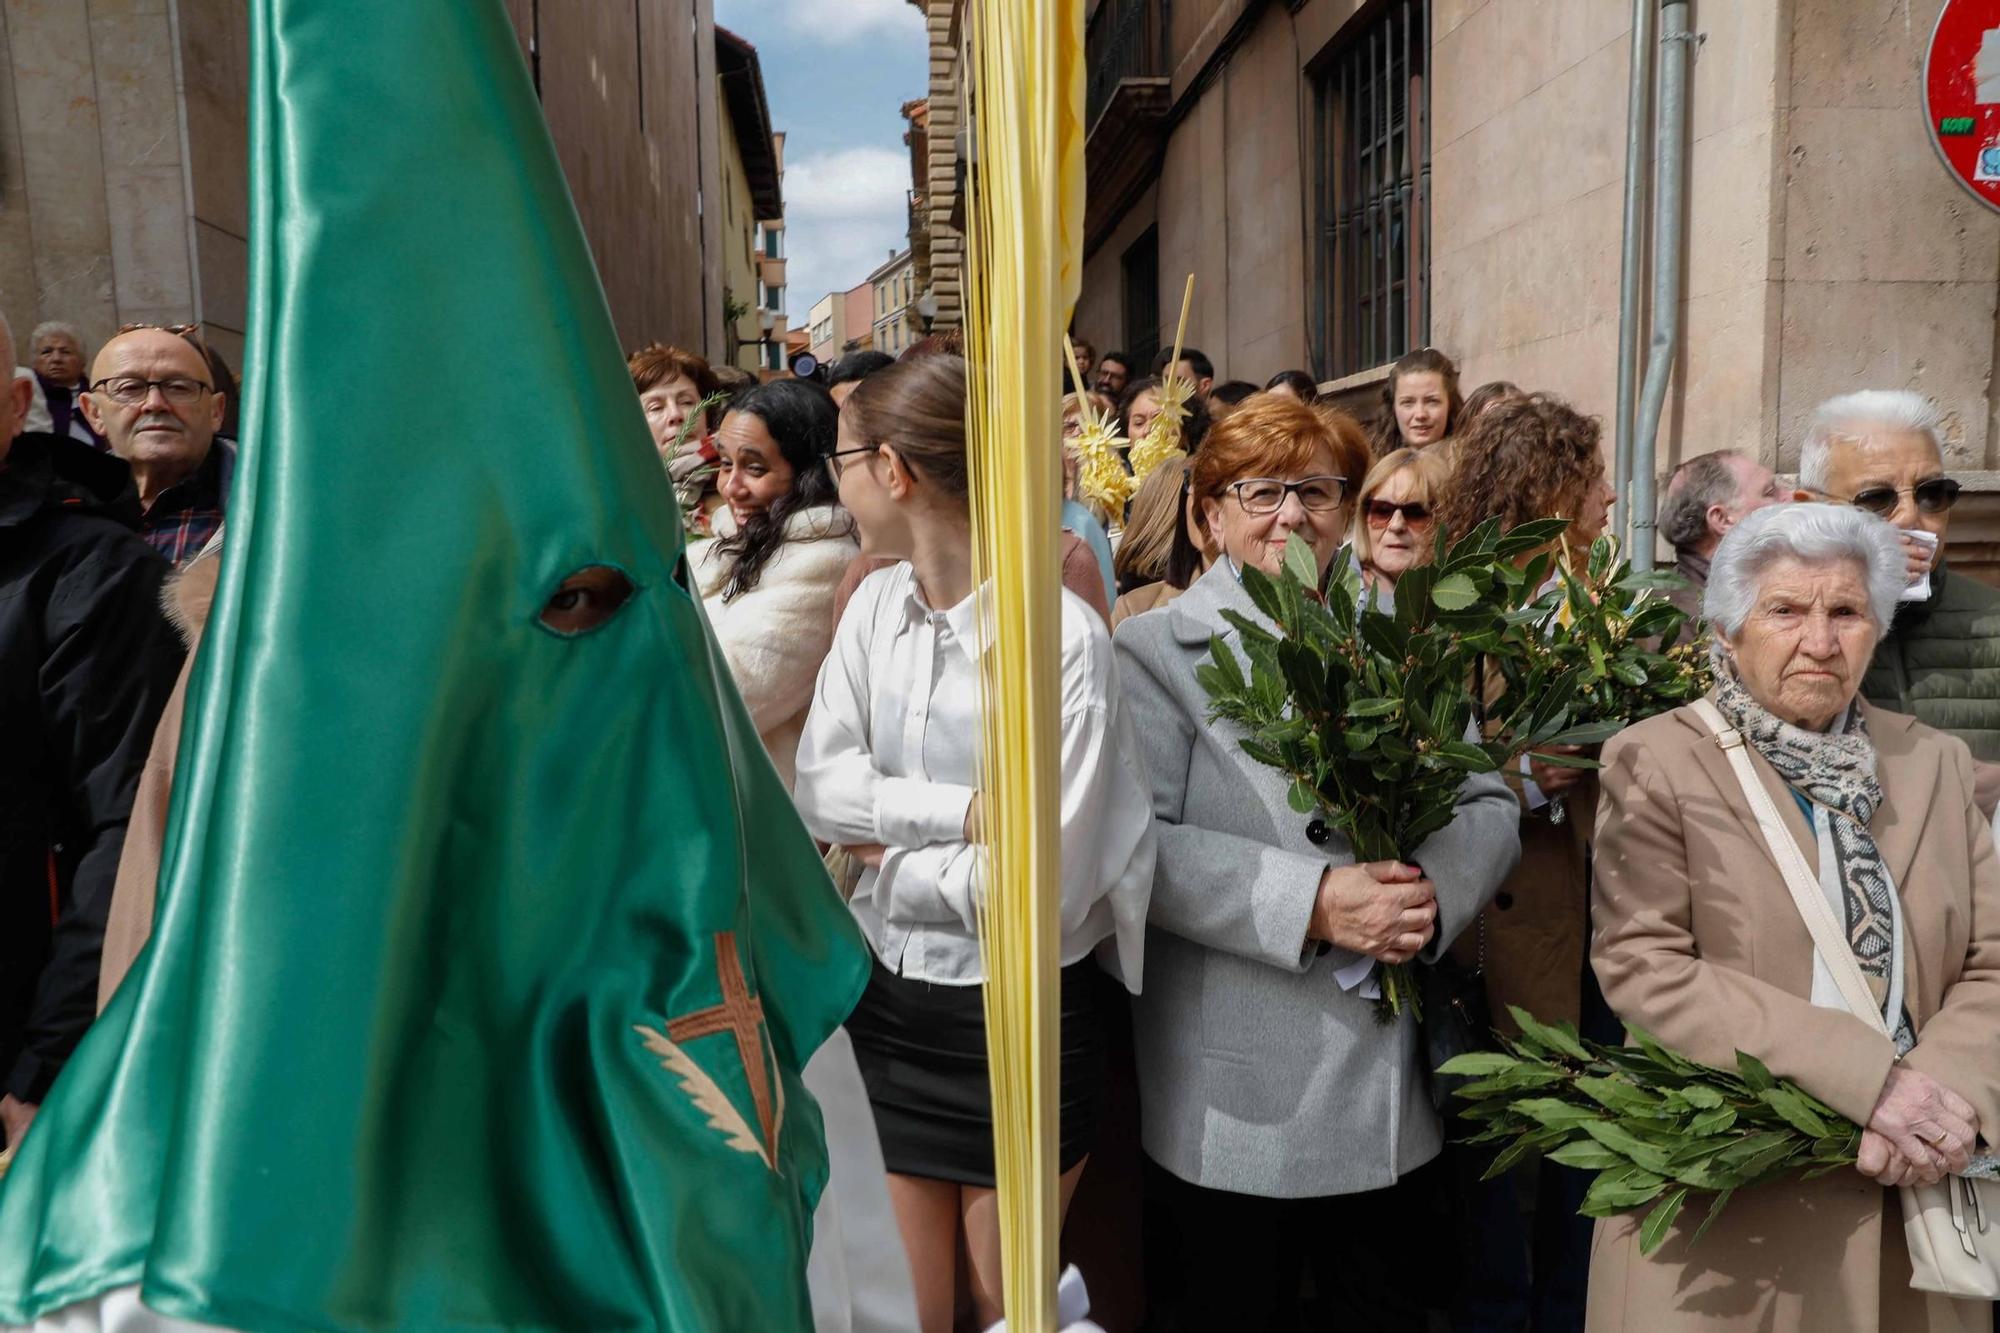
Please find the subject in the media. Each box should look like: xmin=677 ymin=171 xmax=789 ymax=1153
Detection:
xmin=1630 ymin=0 xmax=1694 ymax=572
xmin=1612 ymin=0 xmax=1656 ymax=543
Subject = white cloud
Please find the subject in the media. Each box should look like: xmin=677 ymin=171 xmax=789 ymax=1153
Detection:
xmin=782 ymin=146 xmax=914 ymax=318
xmin=716 ymin=0 xmax=925 ymax=47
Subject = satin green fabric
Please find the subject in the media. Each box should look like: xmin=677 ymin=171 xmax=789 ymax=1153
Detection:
xmin=0 ymin=1 xmax=869 ymax=1327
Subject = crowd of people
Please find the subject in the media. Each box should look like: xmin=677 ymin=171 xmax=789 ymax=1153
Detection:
xmin=5 ymin=309 xmax=1999 ymax=1333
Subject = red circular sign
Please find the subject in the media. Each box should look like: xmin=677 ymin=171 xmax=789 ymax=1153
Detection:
xmin=1925 ymin=0 xmax=2000 ymax=215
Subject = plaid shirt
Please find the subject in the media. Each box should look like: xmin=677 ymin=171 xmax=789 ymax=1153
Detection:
xmin=142 ymin=438 xmax=235 ymax=567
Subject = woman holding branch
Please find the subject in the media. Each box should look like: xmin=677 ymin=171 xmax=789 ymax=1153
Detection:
xmin=1587 ymin=502 xmax=2000 ymax=1332
xmin=1111 ymin=396 xmax=1519 ymax=1329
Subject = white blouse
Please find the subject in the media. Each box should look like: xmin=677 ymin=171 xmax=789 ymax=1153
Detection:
xmin=793 ymin=561 xmax=1155 ymax=987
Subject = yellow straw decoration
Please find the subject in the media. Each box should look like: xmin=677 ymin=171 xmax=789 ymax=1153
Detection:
xmin=963 ymin=0 xmax=1084 ymax=1327
xmin=1065 ymin=335 xmax=1133 ymax=513
xmin=1128 ymin=273 xmax=1196 ymax=483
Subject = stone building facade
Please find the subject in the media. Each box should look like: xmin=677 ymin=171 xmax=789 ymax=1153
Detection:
xmin=1077 ymin=0 xmax=2000 ymax=563
xmin=0 ymin=1 xmax=725 ymax=368
xmin=909 ymin=0 xmax=966 ymax=332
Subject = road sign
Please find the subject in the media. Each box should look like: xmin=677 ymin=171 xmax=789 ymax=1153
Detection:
xmin=1924 ymin=0 xmax=2000 ymax=216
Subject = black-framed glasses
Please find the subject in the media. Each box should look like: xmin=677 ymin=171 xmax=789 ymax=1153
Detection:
xmin=822 ymin=443 xmax=879 ymax=481
xmin=1842 ymin=477 xmax=1961 ymax=516
xmin=86 ymin=375 xmax=212 ymax=407
xmin=1227 ymin=475 xmax=1347 ymax=515
xmin=1364 ymin=498 xmax=1432 ymax=529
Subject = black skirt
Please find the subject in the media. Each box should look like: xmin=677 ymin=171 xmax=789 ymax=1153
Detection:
xmin=844 ymin=954 xmax=1106 ymax=1188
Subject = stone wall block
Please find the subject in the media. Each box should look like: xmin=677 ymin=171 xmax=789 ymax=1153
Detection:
xmin=1776 ymin=278 xmax=1998 ymax=470
xmin=1788 ymin=0 xmax=1940 ymax=111
xmin=1683 ymin=119 xmax=1777 ymax=301
xmin=1781 ymin=106 xmax=2000 ymax=285
xmin=105 ymin=163 xmax=193 ymax=312
xmin=88 ymin=5 xmax=183 ymax=171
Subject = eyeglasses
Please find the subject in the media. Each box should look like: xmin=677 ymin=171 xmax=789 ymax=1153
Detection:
xmin=1840 ymin=478 xmax=1961 ymax=516
xmin=1226 ymin=475 xmax=1347 ymax=515
xmin=822 ymin=443 xmax=880 ymax=482
xmin=116 ymin=321 xmax=202 ymax=337
xmin=86 ymin=375 xmax=213 ymax=407
xmin=1364 ymin=498 xmax=1432 ymax=529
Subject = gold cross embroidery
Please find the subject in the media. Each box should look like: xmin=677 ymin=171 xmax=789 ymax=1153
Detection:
xmin=635 ymin=931 xmax=785 ymax=1171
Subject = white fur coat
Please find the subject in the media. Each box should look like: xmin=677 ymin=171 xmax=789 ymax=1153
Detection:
xmin=690 ymin=506 xmax=858 ymax=791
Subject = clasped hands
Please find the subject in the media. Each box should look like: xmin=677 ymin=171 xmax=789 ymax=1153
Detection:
xmin=1310 ymin=861 xmax=1437 ymax=965
xmin=1856 ymin=1066 xmax=1982 ymax=1187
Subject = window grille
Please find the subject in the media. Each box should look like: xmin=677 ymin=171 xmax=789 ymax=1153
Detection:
xmin=1313 ymin=1 xmax=1430 ymax=380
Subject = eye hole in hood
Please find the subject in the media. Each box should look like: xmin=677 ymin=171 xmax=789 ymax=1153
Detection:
xmin=538 ymin=565 xmax=635 ymax=637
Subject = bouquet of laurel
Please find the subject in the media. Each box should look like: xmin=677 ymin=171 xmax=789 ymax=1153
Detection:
xmin=668 ymin=391 xmax=731 ymax=539
xmin=1442 ymin=1008 xmax=1862 ymax=1254
xmin=1198 ymin=518 xmax=1620 ymax=1018
xmin=1485 ymin=534 xmax=1712 ymax=822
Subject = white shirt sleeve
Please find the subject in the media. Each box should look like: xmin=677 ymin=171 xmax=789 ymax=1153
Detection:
xmin=795 ymin=576 xmax=978 ymax=849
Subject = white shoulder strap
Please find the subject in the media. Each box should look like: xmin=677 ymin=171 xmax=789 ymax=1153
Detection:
xmin=1687 ymin=699 xmax=1892 ymax=1038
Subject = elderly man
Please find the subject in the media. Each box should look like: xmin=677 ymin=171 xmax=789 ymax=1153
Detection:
xmin=1795 ymin=388 xmax=2000 ymax=808
xmin=0 ymin=313 xmax=183 ymax=1159
xmin=1656 ymin=450 xmax=1783 ymax=618
xmin=79 ymin=326 xmax=233 ymax=566
xmin=27 ymin=322 xmax=101 ymax=448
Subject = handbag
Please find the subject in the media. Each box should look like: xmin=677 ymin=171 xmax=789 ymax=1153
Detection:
xmin=1420 ymin=918 xmax=1493 ymax=1115
xmin=1692 ymin=699 xmax=2000 ymax=1300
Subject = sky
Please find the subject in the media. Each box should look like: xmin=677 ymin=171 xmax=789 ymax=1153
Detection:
xmin=712 ymin=0 xmax=930 ymax=324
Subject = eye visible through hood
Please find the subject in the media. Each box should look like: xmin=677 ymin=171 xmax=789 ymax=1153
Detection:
xmin=538 ymin=565 xmax=635 ymax=636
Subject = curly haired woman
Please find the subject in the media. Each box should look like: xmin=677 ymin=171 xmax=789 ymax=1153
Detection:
xmin=1433 ymin=393 xmax=1618 ymax=1332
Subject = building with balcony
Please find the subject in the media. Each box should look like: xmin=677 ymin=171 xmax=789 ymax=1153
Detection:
xmin=0 ymin=0 xmax=730 ymax=364
xmin=1072 ymin=0 xmax=2000 ymax=575
xmin=907 ymin=1 xmax=968 ymax=331
xmin=749 ymin=130 xmax=792 ymax=379
xmin=869 ymin=249 xmax=918 ymax=359
xmin=716 ymin=27 xmax=785 ymax=376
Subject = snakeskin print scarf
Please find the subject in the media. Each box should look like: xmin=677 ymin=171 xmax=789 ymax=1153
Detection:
xmin=1710 ymin=656 xmax=1911 ymax=1046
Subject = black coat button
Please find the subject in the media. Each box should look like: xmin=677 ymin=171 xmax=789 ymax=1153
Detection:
xmin=1306 ymin=818 xmax=1330 ymax=846
xmin=1495 ymin=891 xmax=1515 ymax=911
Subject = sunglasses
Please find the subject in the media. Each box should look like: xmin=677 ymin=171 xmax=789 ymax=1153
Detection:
xmin=1844 ymin=478 xmax=1961 ymax=516
xmin=1364 ymin=499 xmax=1432 ymax=529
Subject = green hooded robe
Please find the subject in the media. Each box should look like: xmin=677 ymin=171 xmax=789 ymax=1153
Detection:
xmin=0 ymin=0 xmax=870 ymax=1328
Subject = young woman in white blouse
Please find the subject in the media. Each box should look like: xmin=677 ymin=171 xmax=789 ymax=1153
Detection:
xmin=793 ymin=354 xmax=1155 ymax=1333
xmin=689 ymin=378 xmax=858 ymax=791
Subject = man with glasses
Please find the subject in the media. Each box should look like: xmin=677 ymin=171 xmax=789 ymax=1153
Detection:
xmin=80 ymin=326 xmax=232 ymax=566
xmin=0 ymin=312 xmax=183 ymax=1163
xmin=1797 ymin=388 xmax=2000 ymax=810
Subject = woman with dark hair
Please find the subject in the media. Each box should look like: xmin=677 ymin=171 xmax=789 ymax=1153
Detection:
xmin=795 ymin=355 xmax=1154 ymax=1333
xmin=1264 ymin=369 xmax=1321 ymax=405
xmin=1434 ymin=392 xmax=1619 ymax=1332
xmin=1367 ymin=347 xmax=1464 ymax=456
xmin=689 ymin=378 xmax=857 ymax=791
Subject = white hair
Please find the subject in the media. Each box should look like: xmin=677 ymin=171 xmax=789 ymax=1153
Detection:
xmin=1797 ymin=389 xmax=1945 ymax=492
xmin=29 ymin=320 xmax=83 ymax=354
xmin=1704 ymin=502 xmax=1906 ymax=637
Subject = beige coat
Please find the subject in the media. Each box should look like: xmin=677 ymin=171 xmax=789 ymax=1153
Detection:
xmin=97 ymin=547 xmax=220 ymax=1010
xmin=1586 ymin=701 xmax=2000 ymax=1333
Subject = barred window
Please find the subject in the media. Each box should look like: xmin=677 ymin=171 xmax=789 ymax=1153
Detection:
xmin=1313 ymin=1 xmax=1431 ymax=381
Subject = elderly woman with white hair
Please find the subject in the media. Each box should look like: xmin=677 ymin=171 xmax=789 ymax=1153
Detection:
xmin=1587 ymin=502 xmax=2000 ymax=1333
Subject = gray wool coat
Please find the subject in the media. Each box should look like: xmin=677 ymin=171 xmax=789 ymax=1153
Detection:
xmin=1111 ymin=560 xmax=1521 ymax=1198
